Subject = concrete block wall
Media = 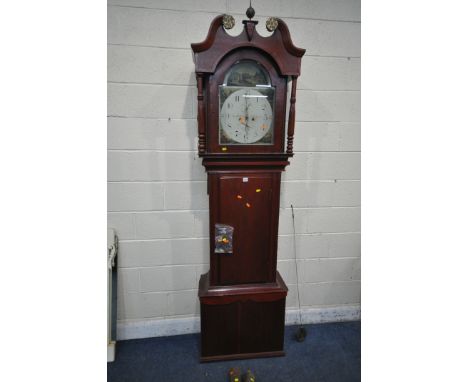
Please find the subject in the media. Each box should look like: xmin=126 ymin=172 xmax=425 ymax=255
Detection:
xmin=108 ymin=0 xmax=360 ymax=339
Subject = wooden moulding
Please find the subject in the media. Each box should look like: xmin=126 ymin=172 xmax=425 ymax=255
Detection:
xmin=201 ymin=154 xmax=291 ymax=172
xmin=199 ymin=271 xmax=288 ymax=303
xmin=191 ymin=16 xmax=305 ymax=76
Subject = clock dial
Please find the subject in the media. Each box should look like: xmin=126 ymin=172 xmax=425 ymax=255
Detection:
xmin=219 ymin=87 xmax=274 ymax=144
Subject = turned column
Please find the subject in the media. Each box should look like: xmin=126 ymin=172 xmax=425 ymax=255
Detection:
xmin=196 ymin=73 xmax=206 ymax=154
xmin=286 ymin=76 xmax=298 ymax=154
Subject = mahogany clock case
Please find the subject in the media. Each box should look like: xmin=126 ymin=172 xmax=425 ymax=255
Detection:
xmin=191 ymin=13 xmax=305 ymax=362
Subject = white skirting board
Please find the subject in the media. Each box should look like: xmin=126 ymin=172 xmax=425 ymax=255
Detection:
xmin=284 ymin=305 xmax=361 ymax=325
xmin=117 ymin=305 xmax=360 ymax=341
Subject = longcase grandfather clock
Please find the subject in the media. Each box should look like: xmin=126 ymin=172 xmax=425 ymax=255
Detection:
xmin=191 ymin=5 xmax=305 ymax=361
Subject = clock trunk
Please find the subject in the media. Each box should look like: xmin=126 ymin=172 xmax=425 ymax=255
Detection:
xmin=208 ymin=171 xmax=281 ymax=285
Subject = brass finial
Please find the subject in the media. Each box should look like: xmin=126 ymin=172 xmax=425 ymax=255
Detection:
xmin=246 ymin=0 xmax=255 ymax=20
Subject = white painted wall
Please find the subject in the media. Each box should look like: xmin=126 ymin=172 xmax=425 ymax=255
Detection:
xmin=108 ymin=0 xmax=360 ymax=340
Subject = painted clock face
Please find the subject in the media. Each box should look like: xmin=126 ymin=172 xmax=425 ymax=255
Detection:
xmin=219 ymin=87 xmax=275 ymax=144
xmin=218 ymin=60 xmax=275 ymax=145
xmin=219 ymin=87 xmax=273 ymax=144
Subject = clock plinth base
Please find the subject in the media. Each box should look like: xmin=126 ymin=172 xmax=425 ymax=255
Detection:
xmin=198 ymin=271 xmax=288 ymax=362
xmin=200 ymin=350 xmax=285 ymax=363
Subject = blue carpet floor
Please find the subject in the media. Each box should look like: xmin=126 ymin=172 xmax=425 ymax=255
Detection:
xmin=108 ymin=321 xmax=360 ymax=382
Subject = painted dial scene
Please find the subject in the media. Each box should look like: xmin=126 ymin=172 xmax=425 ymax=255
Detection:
xmin=219 ymin=87 xmax=274 ymax=144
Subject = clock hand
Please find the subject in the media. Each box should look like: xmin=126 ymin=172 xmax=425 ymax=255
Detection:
xmin=245 ymin=96 xmax=250 ymax=126
xmin=244 ymin=95 xmax=253 ymax=130
xmin=241 ymin=94 xmax=251 ymax=139
xmin=244 ymin=94 xmax=248 ymax=122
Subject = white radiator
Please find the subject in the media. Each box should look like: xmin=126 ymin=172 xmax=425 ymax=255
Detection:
xmin=107 ymin=228 xmax=118 ymax=362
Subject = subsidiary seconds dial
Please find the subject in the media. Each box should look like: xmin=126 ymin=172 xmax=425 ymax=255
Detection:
xmin=220 ymin=88 xmax=273 ymax=144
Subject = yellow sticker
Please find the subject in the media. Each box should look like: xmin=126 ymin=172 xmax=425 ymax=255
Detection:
xmin=221 ymin=147 xmax=227 ymax=151
xmin=256 ymin=188 xmax=261 ymax=193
